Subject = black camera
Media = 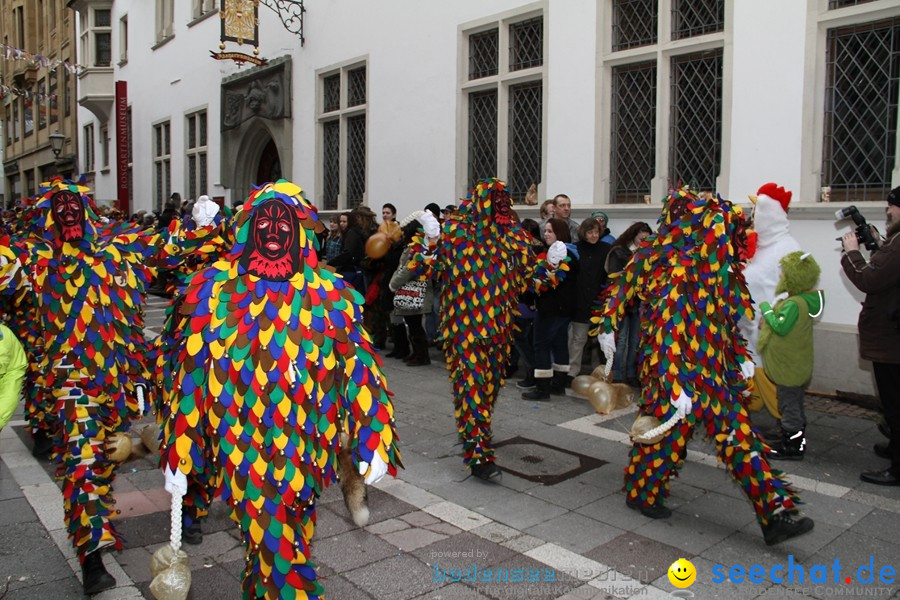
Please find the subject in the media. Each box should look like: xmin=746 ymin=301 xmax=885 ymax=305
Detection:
xmin=835 ymin=205 xmax=879 ymax=252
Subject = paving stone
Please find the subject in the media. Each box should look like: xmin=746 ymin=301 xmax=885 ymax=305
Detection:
xmin=366 ymin=517 xmax=411 ymax=535
xmin=575 ymin=495 xmax=653 ymax=532
xmin=788 ymin=490 xmax=873 ymax=529
xmin=186 ymin=530 xmax=245 ymax=569
xmin=738 ymin=516 xmax=845 ymax=561
xmin=472 ymin=491 xmax=568 ymax=531
xmin=525 ymin=512 xmax=624 ymax=555
xmin=526 ymin=475 xmax=619 ymax=510
xmin=501 ymin=534 xmax=546 ymax=554
xmin=401 ymin=510 xmax=442 ymax=527
xmin=184 ymin=562 xmax=242 ymax=598
xmin=115 ymin=511 xmax=174 ymax=547
xmin=425 ymin=522 xmax=462 ymax=537
xmin=345 ymin=553 xmax=443 ymax=599
xmin=470 ymin=522 xmax=521 ymax=545
xmin=846 ymin=508 xmax=900 ymax=545
xmin=0 ymin=495 xmax=37 ymax=526
xmin=412 ymin=581 xmax=492 ymax=599
xmin=583 ymin=532 xmax=684 ymax=585
xmin=315 ymin=503 xmax=361 ymax=539
xmin=318 ymin=574 xmax=376 ymax=599
xmin=805 ymin=530 xmax=900 ymax=597
xmin=381 ymin=526 xmax=450 ymax=552
xmin=0 ymin=459 xmax=25 ymax=500
xmin=115 ymin=546 xmax=154 ymax=583
xmin=313 ymin=528 xmax=401 ymax=572
xmin=464 ymin=553 xmax=582 ymax=600
xmin=0 ymin=521 xmax=73 ymax=592
xmin=413 ymin=531 xmax=519 ymax=570
xmin=3 ymin=575 xmax=85 ymax=599
xmin=367 ymin=486 xmax=420 ymax=524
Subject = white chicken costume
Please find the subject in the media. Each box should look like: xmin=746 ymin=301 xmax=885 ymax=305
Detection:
xmin=740 ymin=182 xmax=800 ymax=417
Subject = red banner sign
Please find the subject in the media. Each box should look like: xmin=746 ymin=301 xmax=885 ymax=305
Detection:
xmin=115 ymin=80 xmax=129 ymax=215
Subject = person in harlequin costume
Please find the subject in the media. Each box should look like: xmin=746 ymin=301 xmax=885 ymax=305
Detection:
xmin=407 ymin=178 xmax=571 ymax=480
xmin=758 ymin=251 xmax=824 ymax=461
xmin=150 ymin=195 xmax=234 ymax=546
xmin=739 ymin=182 xmax=801 ymax=422
xmin=592 ymin=187 xmax=814 ymax=545
xmin=161 ymin=180 xmax=401 ymax=600
xmin=0 ymin=178 xmax=222 ymax=594
xmin=0 ymin=196 xmax=54 ymax=457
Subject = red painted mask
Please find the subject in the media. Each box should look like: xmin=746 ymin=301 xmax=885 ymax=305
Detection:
xmin=241 ymin=199 xmax=299 ymax=279
xmin=492 ymin=191 xmax=512 ymax=226
xmin=51 ymin=190 xmax=85 ymax=241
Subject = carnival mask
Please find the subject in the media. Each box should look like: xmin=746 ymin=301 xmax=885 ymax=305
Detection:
xmin=241 ymin=199 xmax=299 ymax=280
xmin=51 ymin=190 xmax=86 ymax=241
xmin=492 ymin=190 xmax=513 ymax=226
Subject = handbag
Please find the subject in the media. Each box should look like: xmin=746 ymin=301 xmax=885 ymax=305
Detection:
xmin=393 ymin=279 xmax=427 ymax=311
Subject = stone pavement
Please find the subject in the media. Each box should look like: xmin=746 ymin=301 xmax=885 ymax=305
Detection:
xmin=1 ymin=294 xmax=899 ymax=600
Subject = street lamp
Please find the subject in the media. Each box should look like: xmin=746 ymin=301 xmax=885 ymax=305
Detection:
xmin=49 ymin=130 xmax=66 ymax=158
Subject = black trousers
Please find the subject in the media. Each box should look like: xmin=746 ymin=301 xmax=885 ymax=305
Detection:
xmin=874 ymin=361 xmax=900 ymax=473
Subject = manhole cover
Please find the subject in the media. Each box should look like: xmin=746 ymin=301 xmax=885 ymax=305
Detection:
xmin=494 ymin=436 xmax=607 ymax=485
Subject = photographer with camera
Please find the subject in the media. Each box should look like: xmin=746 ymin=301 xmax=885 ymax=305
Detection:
xmin=840 ymin=186 xmax=900 ymax=486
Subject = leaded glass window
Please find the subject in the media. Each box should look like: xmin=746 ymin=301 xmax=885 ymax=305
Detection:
xmin=322 ymin=120 xmax=340 ymax=210
xmin=348 ymin=67 xmax=366 ymax=107
xmin=468 ymin=90 xmax=498 ymax=186
xmin=469 ymin=29 xmax=498 ymax=80
xmin=346 ymin=115 xmax=366 ymax=208
xmin=508 ymin=82 xmax=542 ymax=203
xmin=612 ymin=0 xmax=657 ymax=51
xmin=669 ymin=50 xmax=723 ymax=192
xmin=671 ymin=0 xmax=724 ymax=41
xmin=611 ymin=62 xmax=657 ymax=204
xmin=323 ymin=74 xmax=340 ymax=112
xmin=509 ymin=17 xmax=542 ymax=71
xmin=829 ymin=0 xmax=878 ymax=8
xmin=823 ymin=18 xmax=900 ymax=202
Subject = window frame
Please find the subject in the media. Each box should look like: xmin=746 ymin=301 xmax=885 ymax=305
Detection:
xmin=156 ymin=0 xmax=175 ymax=43
xmin=316 ymin=58 xmax=369 ymax=210
xmin=597 ymin=0 xmax=732 ymax=204
xmin=83 ymin=123 xmax=95 ymax=173
xmin=153 ymin=119 xmax=172 ymax=210
xmin=458 ymin=5 xmax=549 ymax=202
xmin=804 ymin=2 xmax=900 ymax=203
xmin=185 ymin=108 xmax=208 ymax=200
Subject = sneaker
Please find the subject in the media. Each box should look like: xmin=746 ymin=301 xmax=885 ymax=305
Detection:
xmin=626 ymin=498 xmax=672 ymax=519
xmin=471 ymin=461 xmax=502 ymax=481
xmin=761 ymin=512 xmax=814 ymax=546
xmin=767 ymin=430 xmax=805 ymax=461
xmin=516 ymin=376 xmax=536 ymax=391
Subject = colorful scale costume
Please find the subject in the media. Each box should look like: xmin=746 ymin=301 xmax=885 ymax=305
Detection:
xmin=407 ymin=179 xmax=567 ymax=468
xmin=0 ymin=179 xmax=220 ymax=560
xmin=151 ymin=210 xmax=234 ymax=532
xmin=591 ymin=188 xmax=799 ymax=525
xmin=162 ymin=180 xmax=400 ymax=599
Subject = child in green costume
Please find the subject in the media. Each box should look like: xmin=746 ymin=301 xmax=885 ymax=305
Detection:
xmin=759 ymin=251 xmax=824 ymax=460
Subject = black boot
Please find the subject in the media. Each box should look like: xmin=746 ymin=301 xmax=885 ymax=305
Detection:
xmin=767 ymin=429 xmax=806 ymax=461
xmin=81 ymin=550 xmax=116 ymax=595
xmin=471 ymin=461 xmax=502 ymax=481
xmin=31 ymin=429 xmax=54 ymax=459
xmin=182 ymin=515 xmax=203 ymax=545
xmin=549 ymin=371 xmax=569 ymax=395
xmin=521 ymin=377 xmax=551 ymax=401
xmin=761 ymin=512 xmax=814 ymax=546
xmin=626 ymin=498 xmax=672 ymax=519
xmin=406 ymin=331 xmax=431 ymax=367
xmin=385 ymin=324 xmax=409 ymax=358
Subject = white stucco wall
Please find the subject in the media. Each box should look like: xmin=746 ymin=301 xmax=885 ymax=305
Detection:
xmin=71 ymin=0 xmax=898 ymax=395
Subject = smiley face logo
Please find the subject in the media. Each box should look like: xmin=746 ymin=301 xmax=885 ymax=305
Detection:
xmin=668 ymin=558 xmax=696 ymax=588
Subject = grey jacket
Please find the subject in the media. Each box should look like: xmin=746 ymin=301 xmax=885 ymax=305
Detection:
xmin=389 ymin=247 xmax=435 ymax=316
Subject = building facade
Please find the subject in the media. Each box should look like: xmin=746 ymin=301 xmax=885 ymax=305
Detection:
xmin=58 ymin=0 xmax=900 ymax=394
xmin=1 ymin=0 xmax=79 ymax=204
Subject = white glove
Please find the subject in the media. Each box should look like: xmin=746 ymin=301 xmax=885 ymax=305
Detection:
xmin=672 ymin=391 xmax=693 ymax=420
xmin=740 ymin=359 xmax=755 ymax=381
xmin=163 ymin=466 xmax=188 ymax=498
xmin=547 ymin=241 xmax=567 ymax=267
xmin=359 ymin=452 xmax=389 ymax=486
xmin=597 ymin=331 xmax=616 ymax=358
xmin=192 ymin=195 xmax=220 ymax=228
xmin=417 ymin=211 xmax=441 ymax=239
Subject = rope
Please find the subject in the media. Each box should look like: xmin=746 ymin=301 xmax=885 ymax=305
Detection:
xmin=169 ymin=491 xmax=182 ymax=552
